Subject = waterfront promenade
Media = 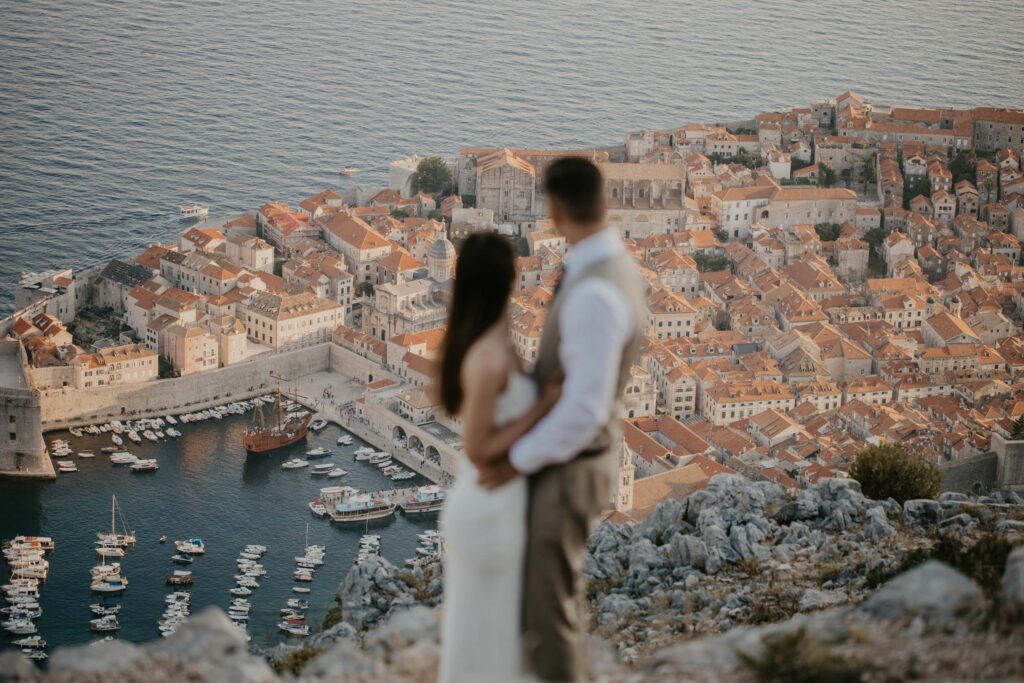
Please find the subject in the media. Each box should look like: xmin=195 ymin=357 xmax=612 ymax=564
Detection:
xmin=293 ymin=371 xmax=449 ymax=486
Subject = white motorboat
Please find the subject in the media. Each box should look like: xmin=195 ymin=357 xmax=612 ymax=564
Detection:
xmin=175 ymin=538 xmax=205 ymax=555
xmin=368 ymin=453 xmax=391 ymax=464
xmin=339 ymin=166 xmax=358 ymax=176
xmin=78 ymin=451 xmax=95 ymax=458
xmin=281 ymin=459 xmax=309 ymax=470
xmin=90 ymin=603 xmax=120 ymax=615
xmin=165 ymin=415 xmax=178 ymax=425
xmin=90 ymin=615 xmax=121 ymax=632
xmin=230 ymin=586 xmax=252 ymax=596
xmin=111 ymin=434 xmax=123 ymax=446
xmin=166 ymin=428 xmax=181 ymax=438
xmin=142 ymin=430 xmax=158 ymax=442
xmin=110 ymin=421 xmax=124 ymax=433
xmin=310 ymin=419 xmax=328 ymax=432
xmin=375 ymin=460 xmax=393 ymax=470
xmin=69 ymin=427 xmax=84 ymax=437
xmin=171 ymin=554 xmax=193 ymax=565
xmin=90 ymin=576 xmax=128 ymax=593
xmin=109 ymin=453 xmax=138 ymax=465
xmin=308 ymin=499 xmax=327 ymax=517
xmin=3 ymin=620 xmax=37 ymax=635
xmin=310 ymin=462 xmax=335 ymax=476
xmin=95 ymin=546 xmax=125 ymax=558
xmin=180 ymin=203 xmax=209 ymax=219
xmin=130 ymin=459 xmax=159 ymax=473
xmin=306 ymin=447 xmax=331 ymax=457
xmin=326 ymin=468 xmax=347 ymax=479
xmin=13 ymin=635 xmax=45 ymax=648
xmin=127 ymin=431 xmax=142 ymax=443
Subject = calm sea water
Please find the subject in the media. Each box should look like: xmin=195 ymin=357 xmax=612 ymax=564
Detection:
xmin=0 ymin=416 xmax=433 ymax=652
xmin=2 ymin=1 xmax=1022 ymax=313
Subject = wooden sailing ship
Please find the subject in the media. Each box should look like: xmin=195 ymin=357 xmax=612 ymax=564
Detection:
xmin=243 ymin=375 xmax=313 ymax=454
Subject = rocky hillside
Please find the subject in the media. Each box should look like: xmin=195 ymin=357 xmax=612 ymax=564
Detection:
xmin=6 ymin=476 xmax=1024 ymax=682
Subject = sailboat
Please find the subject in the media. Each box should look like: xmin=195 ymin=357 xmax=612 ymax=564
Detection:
xmin=243 ymin=374 xmax=313 ymax=454
xmin=91 ymin=496 xmax=130 ymax=593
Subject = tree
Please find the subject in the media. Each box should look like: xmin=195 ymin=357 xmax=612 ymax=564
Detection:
xmin=984 ymin=176 xmax=996 ymax=201
xmin=694 ymin=253 xmax=730 ymax=272
xmin=390 ymin=209 xmax=409 ymax=219
xmin=902 ymin=176 xmax=931 ymax=209
xmin=860 ymin=154 xmax=877 ymax=193
xmin=1012 ymin=415 xmax=1024 ymax=439
xmin=411 ymin=157 xmax=453 ymax=195
xmin=814 ymin=223 xmax=841 ymax=242
xmin=817 ymin=163 xmax=837 ymax=188
xmin=949 ymin=149 xmax=977 ymax=185
xmin=713 ymin=229 xmax=730 ymax=243
xmin=849 ymin=443 xmax=941 ymax=503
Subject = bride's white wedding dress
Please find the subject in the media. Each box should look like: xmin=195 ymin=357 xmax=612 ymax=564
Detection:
xmin=439 ymin=371 xmax=536 ymax=683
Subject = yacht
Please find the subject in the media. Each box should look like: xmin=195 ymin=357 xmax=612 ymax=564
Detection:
xmin=400 ymin=485 xmax=446 ymax=514
xmin=95 ymin=545 xmax=125 ymax=558
xmin=281 ymin=458 xmax=309 ymax=470
xmin=230 ymin=586 xmax=252 ymax=596
xmin=3 ymin=620 xmax=37 ymax=635
xmin=308 ymin=499 xmax=328 ymax=517
xmin=368 ymin=452 xmax=391 ymax=464
xmin=305 ymin=447 xmax=331 ymax=457
xmin=375 ymin=459 xmax=394 ymax=470
xmin=180 ymin=204 xmax=209 ymax=219
xmin=329 ymin=493 xmax=397 ymax=523
xmin=278 ymin=622 xmax=309 ymax=636
xmin=171 ymin=554 xmax=193 ymax=565
xmin=326 ymin=468 xmax=347 ymax=479
xmin=310 ymin=462 xmax=335 ymax=476
xmin=174 ymin=538 xmax=205 ymax=555
xmin=337 ymin=435 xmax=353 ymax=446
xmin=109 ymin=452 xmax=138 ymax=465
xmin=353 ymin=446 xmax=374 ymax=458
xmin=13 ymin=636 xmax=45 ymax=649
xmin=90 ymin=615 xmax=121 ymax=632
xmin=90 ymin=575 xmax=128 ymax=593
xmin=130 ymin=459 xmax=159 ymax=473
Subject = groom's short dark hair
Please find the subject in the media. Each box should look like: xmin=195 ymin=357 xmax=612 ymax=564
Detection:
xmin=544 ymin=157 xmax=604 ymax=225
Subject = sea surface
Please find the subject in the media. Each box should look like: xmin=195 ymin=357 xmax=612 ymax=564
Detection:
xmin=0 ymin=415 xmax=433 ymax=651
xmin=2 ymin=1 xmax=1023 ymax=313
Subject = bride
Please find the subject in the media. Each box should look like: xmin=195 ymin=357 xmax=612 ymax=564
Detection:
xmin=437 ymin=232 xmax=560 ymax=683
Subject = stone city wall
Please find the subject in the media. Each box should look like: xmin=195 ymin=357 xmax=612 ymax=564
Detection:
xmin=38 ymin=343 xmax=332 ymax=431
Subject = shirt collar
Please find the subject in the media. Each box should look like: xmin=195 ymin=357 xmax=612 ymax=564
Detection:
xmin=563 ymin=228 xmax=623 ymax=281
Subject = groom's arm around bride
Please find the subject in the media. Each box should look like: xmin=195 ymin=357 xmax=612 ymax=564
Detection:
xmin=479 ymin=158 xmax=646 ymax=683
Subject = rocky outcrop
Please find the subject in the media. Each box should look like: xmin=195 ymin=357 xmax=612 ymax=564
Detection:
xmin=11 ymin=475 xmax=1024 ymax=682
xmin=583 ymin=474 xmax=1024 ymax=656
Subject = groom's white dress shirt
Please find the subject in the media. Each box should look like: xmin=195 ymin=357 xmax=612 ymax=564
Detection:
xmin=509 ymin=227 xmax=635 ymax=474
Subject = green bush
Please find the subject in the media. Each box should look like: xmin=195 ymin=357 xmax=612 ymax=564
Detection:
xmin=849 ymin=443 xmax=940 ymax=503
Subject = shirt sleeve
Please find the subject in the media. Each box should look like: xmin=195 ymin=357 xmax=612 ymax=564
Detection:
xmin=509 ymin=279 xmax=634 ymax=474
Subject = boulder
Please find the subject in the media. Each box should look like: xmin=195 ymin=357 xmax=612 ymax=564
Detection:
xmin=864 ymin=505 xmax=896 ymax=540
xmin=857 ymin=561 xmax=983 ymax=629
xmin=798 ymin=588 xmax=846 ymax=611
xmin=903 ymin=498 xmax=942 ymax=526
xmin=668 ymin=532 xmax=708 ymax=571
xmin=1002 ymin=545 xmax=1024 ymax=619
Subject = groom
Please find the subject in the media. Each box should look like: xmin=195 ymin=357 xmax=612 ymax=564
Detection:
xmin=479 ymin=157 xmax=646 ymax=682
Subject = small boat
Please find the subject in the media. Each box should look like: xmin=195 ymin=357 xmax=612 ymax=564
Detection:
xmin=278 ymin=622 xmax=309 ymax=636
xmin=165 ymin=572 xmax=193 ymax=586
xmin=58 ymin=461 xmax=78 ymax=473
xmin=95 ymin=546 xmax=125 ymax=558
xmin=4 ymin=621 xmax=37 ymax=635
xmin=130 ymin=459 xmax=159 ymax=473
xmin=375 ymin=460 xmax=393 ymax=470
xmin=78 ymin=451 xmax=95 ymax=458
xmin=159 ymin=535 xmax=168 ymax=543
xmin=90 ymin=576 xmax=128 ymax=593
xmin=69 ymin=427 xmax=84 ymax=438
xmin=127 ymin=431 xmax=142 ymax=443
xmin=286 ymin=598 xmax=309 ymax=609
xmin=354 ymin=446 xmax=374 ymax=457
xmin=180 ymin=203 xmax=209 ymax=219
xmin=175 ymin=539 xmax=205 ymax=555
xmin=337 ymin=435 xmax=353 ymax=445
xmin=368 ymin=453 xmax=391 ymax=464
xmin=90 ymin=604 xmax=120 ymax=616
xmin=308 ymin=498 xmax=328 ymax=517
xmin=230 ymin=586 xmax=252 ymax=596
xmin=339 ymin=167 xmax=358 ymax=176
xmin=166 ymin=428 xmax=181 ymax=438
xmin=292 ymin=585 xmax=311 ymax=594
xmin=90 ymin=615 xmax=121 ymax=632
xmin=142 ymin=430 xmax=158 ymax=442
xmin=310 ymin=462 xmax=335 ymax=476
xmin=171 ymin=554 xmax=193 ymax=565
xmin=13 ymin=636 xmax=45 ymax=648
xmin=165 ymin=415 xmax=178 ymax=425
xmin=110 ymin=421 xmax=124 ymax=433
xmin=281 ymin=459 xmax=309 ymax=470
xmin=382 ymin=465 xmax=399 ymax=476
xmin=326 ymin=468 xmax=347 ymax=479
xmin=110 ymin=453 xmax=138 ymax=465
xmin=101 ymin=446 xmax=119 ymax=453
xmin=305 ymin=447 xmax=331 ymax=458
xmin=309 ymin=419 xmax=328 ymax=432
xmin=111 ymin=434 xmax=123 ymax=446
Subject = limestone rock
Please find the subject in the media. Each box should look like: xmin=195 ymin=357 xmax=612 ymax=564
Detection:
xmin=857 ymin=561 xmax=983 ymax=629
xmin=903 ymin=498 xmax=942 ymax=526
xmin=1002 ymin=545 xmax=1024 ymax=619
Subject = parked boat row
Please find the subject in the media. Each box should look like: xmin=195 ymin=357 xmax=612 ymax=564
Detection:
xmin=160 ymin=591 xmax=191 ymax=638
xmin=92 ymin=496 xmax=132 ymax=593
xmin=406 ymin=529 xmax=441 ymax=568
xmin=356 ymin=534 xmax=381 ymax=566
xmin=3 ymin=536 xmax=54 ymax=660
xmin=279 ymin=528 xmax=320 ymax=635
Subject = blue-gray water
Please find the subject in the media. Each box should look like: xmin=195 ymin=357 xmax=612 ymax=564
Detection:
xmin=2 ymin=1 xmax=1023 ymax=313
xmin=0 ymin=417 xmax=432 ymax=651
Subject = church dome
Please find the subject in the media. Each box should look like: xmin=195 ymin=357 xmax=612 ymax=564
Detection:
xmin=429 ymin=237 xmax=456 ymax=261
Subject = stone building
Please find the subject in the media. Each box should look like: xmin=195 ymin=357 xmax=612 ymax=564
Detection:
xmin=474 ymin=148 xmax=536 ymax=222
xmin=598 ymin=162 xmax=686 ymax=238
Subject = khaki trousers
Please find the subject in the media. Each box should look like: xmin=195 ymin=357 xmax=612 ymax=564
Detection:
xmin=521 ymin=451 xmax=614 ymax=682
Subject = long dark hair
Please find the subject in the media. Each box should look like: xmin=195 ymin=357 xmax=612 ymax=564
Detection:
xmin=439 ymin=232 xmax=516 ymax=415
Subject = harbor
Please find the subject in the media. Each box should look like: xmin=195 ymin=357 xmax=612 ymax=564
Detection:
xmin=0 ymin=404 xmax=441 ymax=654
